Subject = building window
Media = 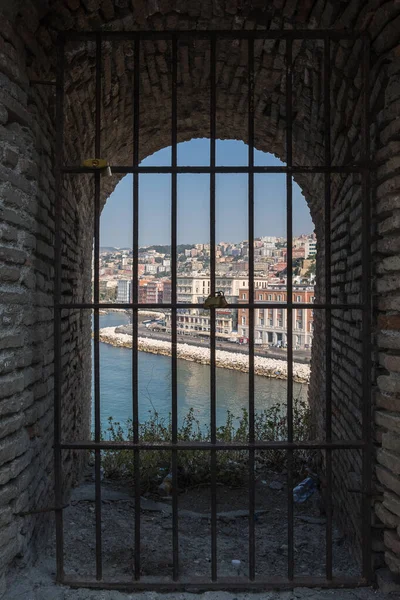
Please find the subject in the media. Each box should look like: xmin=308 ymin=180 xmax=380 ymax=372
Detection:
xmin=268 ymin=294 xmax=272 ymax=301
xmin=241 ymin=316 xmax=246 ymax=325
xmin=277 ymin=295 xmax=281 ymax=301
xmin=297 ymin=295 xmax=301 ymax=302
xmin=242 ymin=293 xmax=246 ymax=300
xmin=259 ymin=294 xmax=263 ymax=300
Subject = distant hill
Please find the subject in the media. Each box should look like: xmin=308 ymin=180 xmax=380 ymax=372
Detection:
xmin=100 ymin=247 xmax=131 ymax=252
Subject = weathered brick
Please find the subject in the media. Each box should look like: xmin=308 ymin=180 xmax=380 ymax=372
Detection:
xmin=376 ymin=411 xmax=400 ymax=435
xmin=383 ymin=431 xmax=400 ymax=454
xmin=385 ymin=530 xmax=400 ymax=555
xmin=376 ymin=502 xmax=399 ymax=529
xmin=384 ymin=491 xmax=400 ymax=519
xmin=0 ymin=430 xmax=28 ymax=466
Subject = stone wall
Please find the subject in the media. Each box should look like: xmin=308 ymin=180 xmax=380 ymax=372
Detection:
xmin=0 ymin=0 xmax=400 ymax=591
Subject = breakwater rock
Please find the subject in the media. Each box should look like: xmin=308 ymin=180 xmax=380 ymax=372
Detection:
xmin=98 ymin=326 xmax=310 ymax=383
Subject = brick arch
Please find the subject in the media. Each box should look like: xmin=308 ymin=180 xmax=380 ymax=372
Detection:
xmin=0 ymin=0 xmax=400 ymax=590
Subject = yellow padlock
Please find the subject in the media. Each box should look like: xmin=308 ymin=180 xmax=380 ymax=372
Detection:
xmin=82 ymin=158 xmax=108 ymax=169
xmin=82 ymin=158 xmax=112 ymax=177
xmin=204 ymin=291 xmax=228 ymax=309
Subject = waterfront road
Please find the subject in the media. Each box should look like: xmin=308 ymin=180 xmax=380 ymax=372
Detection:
xmin=136 ymin=322 xmax=311 ymax=364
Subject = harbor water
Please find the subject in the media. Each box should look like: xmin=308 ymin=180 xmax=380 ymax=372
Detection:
xmin=93 ymin=312 xmax=308 ymax=432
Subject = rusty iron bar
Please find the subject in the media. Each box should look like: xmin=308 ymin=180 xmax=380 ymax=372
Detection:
xmin=30 ymin=79 xmax=57 ymax=86
xmin=60 ymin=440 xmax=366 ymax=451
xmin=285 ymin=37 xmax=294 ymax=581
xmin=247 ymin=36 xmax=256 ymax=581
xmin=62 ymin=165 xmax=370 ymax=174
xmin=93 ymin=32 xmax=103 ymax=582
xmin=132 ymin=36 xmax=141 ymax=582
xmin=55 ymin=302 xmax=364 ymax=310
xmin=61 ymin=575 xmax=368 ymax=591
xmin=64 ymin=29 xmax=368 ymax=41
xmin=171 ymin=34 xmax=179 ymax=582
xmin=324 ymin=34 xmax=333 ymax=582
xmin=54 ymin=33 xmax=65 ymax=583
xmin=16 ymin=504 xmax=69 ymax=517
xmin=209 ymin=32 xmax=218 ymax=583
xmin=361 ymin=35 xmax=373 ymax=584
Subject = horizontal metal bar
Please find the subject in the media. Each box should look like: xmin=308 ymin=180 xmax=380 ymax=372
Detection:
xmin=55 ymin=302 xmax=364 ymax=310
xmin=15 ymin=504 xmax=69 ymax=517
xmin=63 ymin=29 xmax=368 ymax=42
xmin=62 ymin=165 xmax=369 ymax=175
xmin=30 ymin=79 xmax=57 ymax=86
xmin=59 ymin=440 xmax=365 ymax=451
xmin=62 ymin=575 xmax=368 ymax=591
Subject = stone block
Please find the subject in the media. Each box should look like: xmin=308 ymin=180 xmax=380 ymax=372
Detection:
xmin=376 ymin=502 xmax=399 ymax=528
xmin=386 ymin=549 xmax=400 ymax=575
xmin=0 ymin=429 xmax=29 ymax=467
xmin=0 ymin=373 xmax=25 ymax=399
xmin=384 ymin=490 xmax=400 ymax=519
xmin=376 ymin=567 xmax=400 ymax=595
xmin=0 ymin=105 xmax=7 ymax=125
xmin=383 ymin=431 xmax=400 ymax=454
xmin=376 ymin=464 xmax=400 ymax=497
xmin=376 ymin=411 xmax=400 ymax=434
xmin=0 ymin=244 xmax=26 ymax=265
xmin=385 ymin=530 xmax=400 ymax=555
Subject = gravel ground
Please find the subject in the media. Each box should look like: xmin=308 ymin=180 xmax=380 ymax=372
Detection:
xmin=6 ymin=471 xmax=395 ymax=599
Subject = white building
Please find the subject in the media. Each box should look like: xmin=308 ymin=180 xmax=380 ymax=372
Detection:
xmin=177 ymin=275 xmax=210 ymax=303
xmin=304 ymin=239 xmax=317 ymax=258
xmin=117 ymin=280 xmax=131 ymax=303
xmin=165 ymin=309 xmax=234 ymax=337
xmin=238 ymin=285 xmax=314 ymax=348
xmin=145 ymin=264 xmax=158 ymax=274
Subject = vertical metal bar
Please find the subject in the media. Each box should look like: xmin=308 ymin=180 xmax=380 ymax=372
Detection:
xmin=132 ymin=36 xmax=141 ymax=581
xmin=54 ymin=33 xmax=65 ymax=583
xmin=171 ymin=34 xmax=179 ymax=582
xmin=285 ymin=38 xmax=294 ymax=582
xmin=324 ymin=35 xmax=333 ymax=582
xmin=361 ymin=35 xmax=372 ymax=583
xmin=209 ymin=33 xmax=218 ymax=583
xmin=248 ymin=37 xmax=256 ymax=582
xmin=94 ymin=32 xmax=103 ymax=581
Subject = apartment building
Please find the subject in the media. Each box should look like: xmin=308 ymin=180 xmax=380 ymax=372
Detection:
xmin=116 ymin=279 xmax=131 ymax=303
xmin=177 ymin=275 xmax=285 ymax=304
xmin=165 ymin=309 xmax=234 ymax=337
xmin=238 ymin=285 xmax=314 ymax=348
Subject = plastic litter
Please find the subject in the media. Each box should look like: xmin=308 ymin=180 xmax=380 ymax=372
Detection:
xmin=231 ymin=559 xmax=241 ymax=574
xmin=293 ymin=474 xmax=318 ymax=503
xmin=158 ymin=473 xmax=173 ymax=496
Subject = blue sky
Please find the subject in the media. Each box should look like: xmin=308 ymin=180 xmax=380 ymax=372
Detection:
xmin=100 ymin=139 xmax=314 ymax=247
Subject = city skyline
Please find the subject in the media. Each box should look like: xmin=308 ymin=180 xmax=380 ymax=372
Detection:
xmin=100 ymin=139 xmax=314 ymax=248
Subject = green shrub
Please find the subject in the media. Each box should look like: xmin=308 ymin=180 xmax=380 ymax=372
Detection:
xmin=100 ymin=398 xmax=311 ymax=491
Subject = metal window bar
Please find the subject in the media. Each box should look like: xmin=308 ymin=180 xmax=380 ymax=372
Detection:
xmin=171 ymin=34 xmax=179 ymax=582
xmin=247 ymin=37 xmax=256 ymax=582
xmin=54 ymin=33 xmax=65 ymax=583
xmin=132 ymin=37 xmax=141 ymax=581
xmin=361 ymin=35 xmax=372 ymax=582
xmin=54 ymin=30 xmax=372 ymax=592
xmin=209 ymin=33 xmax=218 ymax=583
xmin=93 ymin=32 xmax=103 ymax=581
xmin=285 ymin=38 xmax=294 ymax=581
xmin=324 ymin=35 xmax=333 ymax=581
